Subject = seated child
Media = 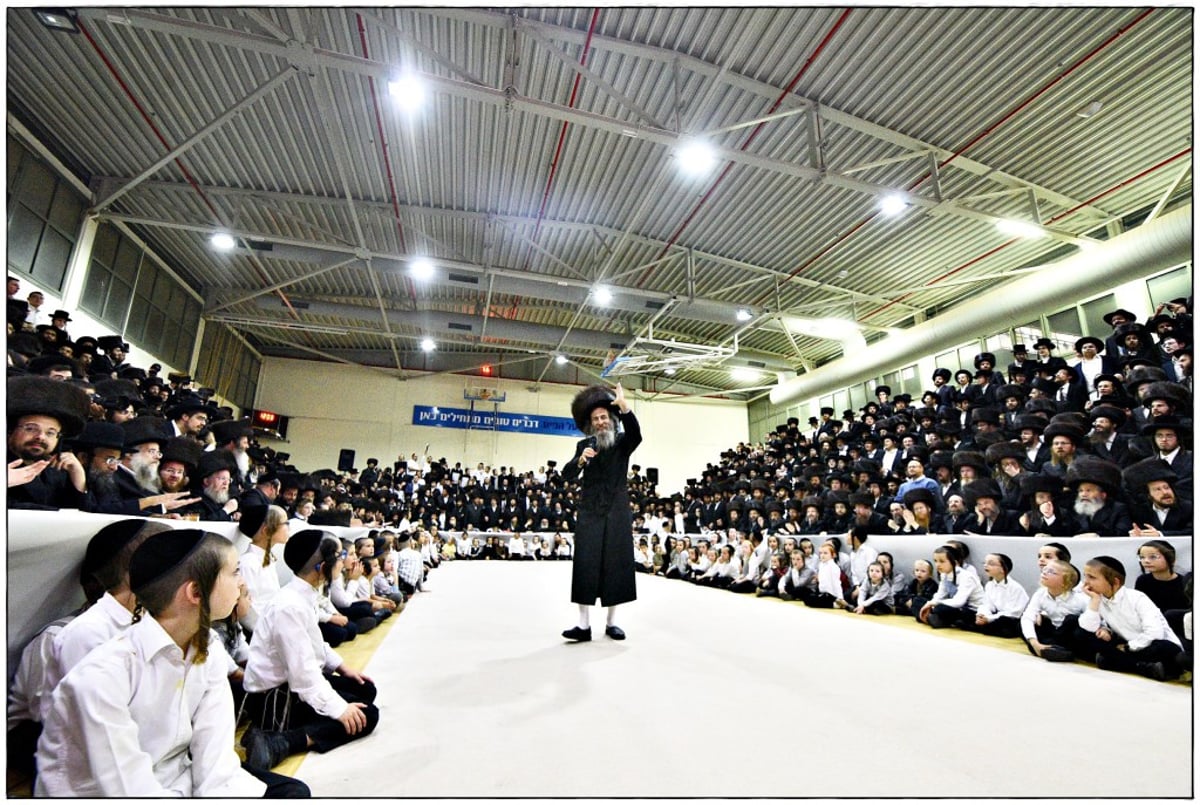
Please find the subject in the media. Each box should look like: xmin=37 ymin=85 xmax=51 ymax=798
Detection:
xmin=919 ymin=544 xmax=984 ymax=629
xmin=242 ymin=530 xmax=380 ymax=771
xmin=803 ymin=542 xmax=846 ymax=609
xmin=1077 ymin=555 xmax=1189 ymax=681
xmin=852 ymin=561 xmax=893 ymax=615
xmin=37 ymin=530 xmax=307 ymax=797
xmin=895 ymin=559 xmax=937 ymax=618
xmin=964 ymin=553 xmax=1029 ymax=637
xmin=1020 ymin=559 xmax=1087 ymax=662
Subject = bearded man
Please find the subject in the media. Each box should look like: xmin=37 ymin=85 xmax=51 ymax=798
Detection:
xmin=560 ymin=383 xmax=640 ymax=643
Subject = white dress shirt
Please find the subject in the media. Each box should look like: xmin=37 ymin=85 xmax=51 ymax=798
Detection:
xmin=1020 ymin=587 xmax=1088 ymax=641
xmin=976 ymin=578 xmax=1030 ymax=621
xmin=931 ymin=568 xmax=985 ymax=610
xmin=239 ymin=543 xmax=281 ymax=632
xmin=849 ymin=544 xmax=879 ymax=586
xmin=244 ymin=578 xmax=348 ymax=719
xmin=7 ymin=614 xmax=74 ymax=728
xmin=816 ymin=557 xmax=843 ymax=600
xmin=1079 ymin=586 xmax=1182 ymax=651
xmin=36 ymin=617 xmax=263 ymax=797
xmin=44 ymin=593 xmax=133 ymax=717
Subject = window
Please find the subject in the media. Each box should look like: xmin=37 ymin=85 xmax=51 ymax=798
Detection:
xmin=1046 ymin=307 xmax=1082 ymax=346
xmin=6 ymin=137 xmax=85 ymax=293
xmin=1080 ymin=294 xmax=1116 ymax=338
xmin=1147 ymin=266 xmax=1192 ymax=309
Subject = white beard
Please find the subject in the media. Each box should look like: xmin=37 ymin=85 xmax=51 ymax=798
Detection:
xmin=205 ymin=486 xmax=230 ymax=505
xmin=234 ymin=449 xmax=251 ymax=477
xmin=594 ymin=427 xmax=617 ymax=451
xmin=128 ymin=453 xmax=160 ymax=492
xmin=1073 ymin=497 xmax=1103 ymax=518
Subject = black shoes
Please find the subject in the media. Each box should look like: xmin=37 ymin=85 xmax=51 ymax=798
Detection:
xmin=242 ymin=727 xmax=293 ymax=772
xmin=562 ymin=626 xmax=592 ymax=642
xmin=1039 ymin=646 xmax=1074 ymax=663
xmin=605 ymin=625 xmax=626 ymax=640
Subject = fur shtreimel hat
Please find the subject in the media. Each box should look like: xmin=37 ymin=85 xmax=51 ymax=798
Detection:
xmin=7 ymin=375 xmax=90 ymax=439
xmin=161 ymin=436 xmax=204 ymax=472
xmin=962 ymin=477 xmax=1003 ymax=506
xmin=984 ymin=441 xmax=1026 ymax=467
xmin=1065 ymin=456 xmax=1123 ymax=495
xmin=195 ymin=449 xmax=236 ymax=480
xmin=1122 ymin=457 xmax=1178 ymax=494
xmin=571 ymin=385 xmax=617 ymax=432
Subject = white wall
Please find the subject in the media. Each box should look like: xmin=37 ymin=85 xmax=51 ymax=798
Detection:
xmin=255 ymin=358 xmax=748 ymax=494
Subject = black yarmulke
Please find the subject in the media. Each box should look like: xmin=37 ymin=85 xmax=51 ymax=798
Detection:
xmin=79 ymin=519 xmax=149 ymax=586
xmin=1091 ymin=555 xmax=1126 ymax=580
xmin=284 ymin=529 xmax=327 ymax=573
xmin=238 ymin=504 xmax=269 ymax=538
xmin=129 ymin=528 xmax=208 ymax=592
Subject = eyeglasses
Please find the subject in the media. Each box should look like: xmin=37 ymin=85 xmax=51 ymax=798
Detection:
xmin=1040 ymin=567 xmax=1060 ymax=576
xmin=101 ymin=456 xmax=119 ymax=466
xmin=15 ymin=423 xmax=61 ymax=439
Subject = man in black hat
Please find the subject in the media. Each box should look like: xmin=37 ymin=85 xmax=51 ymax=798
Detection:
xmin=71 ymin=422 xmax=128 ymax=514
xmin=1039 ymin=422 xmax=1085 ymax=482
xmin=111 ymin=417 xmax=199 ymax=515
xmin=974 ymin=351 xmax=1005 ymax=384
xmin=1140 ymin=415 xmax=1192 ymax=504
xmin=211 ymin=419 xmax=254 ymax=499
xmin=962 ymin=479 xmax=1022 ymax=536
xmin=163 ymin=394 xmax=215 ymax=442
xmin=1050 ymin=365 xmax=1088 ymax=414
xmin=89 ymin=335 xmax=129 ymax=378
xmin=7 ymin=375 xmax=88 ymax=509
xmin=1101 ymin=308 xmax=1138 ymax=358
xmin=1007 ymin=344 xmax=1035 ymax=382
xmin=159 ymin=436 xmax=204 ymax=496
xmin=1087 ymin=404 xmax=1132 ymax=467
xmin=182 ymin=451 xmax=240 ymax=522
xmin=561 ymin=383 xmax=640 ymax=642
xmin=1065 ymin=456 xmax=1132 ymax=536
xmin=1124 ymin=458 xmax=1192 ymax=537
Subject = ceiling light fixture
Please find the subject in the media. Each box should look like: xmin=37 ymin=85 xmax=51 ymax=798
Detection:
xmin=420 ymin=338 xmax=436 ymax=352
xmin=676 ymin=139 xmax=716 ymax=176
xmin=33 ymin=8 xmax=79 ymax=33
xmin=664 ymin=367 xmax=676 ymax=376
xmin=879 ymin=194 xmax=908 ymax=216
xmin=730 ymin=366 xmax=758 ymax=382
xmin=388 ymin=74 xmax=425 ymax=112
xmin=409 ymin=258 xmax=434 ymax=280
xmin=735 ymin=308 xmax=752 ymax=322
xmin=209 ymin=232 xmax=236 ymax=251
xmin=555 ymin=354 xmax=569 ymax=366
xmin=995 ymin=219 xmax=1046 ymax=238
xmin=592 ymin=285 xmax=613 ymax=305
xmin=1075 ymin=101 xmax=1104 ymax=119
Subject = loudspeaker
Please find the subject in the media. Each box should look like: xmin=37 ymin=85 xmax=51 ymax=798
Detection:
xmin=646 ymin=467 xmax=659 ymax=484
xmin=337 ymin=449 xmax=356 ymax=472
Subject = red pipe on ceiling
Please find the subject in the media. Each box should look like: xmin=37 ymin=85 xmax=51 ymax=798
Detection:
xmin=77 ymin=19 xmax=300 ymax=319
xmin=638 ymin=8 xmax=854 ymax=290
xmin=357 ymin=13 xmax=418 ymax=305
xmin=507 ymin=7 xmax=601 ymax=321
xmin=751 ymin=7 xmax=1157 ymax=310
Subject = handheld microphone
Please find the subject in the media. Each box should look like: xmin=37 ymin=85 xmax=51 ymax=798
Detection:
xmin=581 ymin=436 xmax=597 ymax=464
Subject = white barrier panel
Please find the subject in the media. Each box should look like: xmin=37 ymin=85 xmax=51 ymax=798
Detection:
xmin=6 ymin=511 xmax=371 ymax=682
xmin=7 ymin=512 xmax=1190 ymax=682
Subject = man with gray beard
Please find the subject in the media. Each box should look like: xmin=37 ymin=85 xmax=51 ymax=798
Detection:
xmin=111 ymin=417 xmax=198 ymax=515
xmin=1064 ymin=456 xmax=1132 ymax=536
xmin=176 ymin=451 xmax=239 ymax=522
xmin=210 ymin=419 xmax=254 ymax=499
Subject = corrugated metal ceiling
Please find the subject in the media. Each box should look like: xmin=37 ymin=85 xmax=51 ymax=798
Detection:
xmin=6 ymin=6 xmax=1192 ymax=399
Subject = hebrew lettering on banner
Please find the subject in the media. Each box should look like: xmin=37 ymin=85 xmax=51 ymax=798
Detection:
xmin=411 ymin=405 xmax=582 ymax=436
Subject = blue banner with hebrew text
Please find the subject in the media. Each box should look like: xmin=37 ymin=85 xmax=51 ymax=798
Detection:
xmin=412 ymin=405 xmax=582 ymax=437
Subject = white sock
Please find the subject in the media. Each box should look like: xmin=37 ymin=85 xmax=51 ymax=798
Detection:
xmin=578 ymin=604 xmax=590 ymax=629
xmin=606 ymin=605 xmax=617 ymax=627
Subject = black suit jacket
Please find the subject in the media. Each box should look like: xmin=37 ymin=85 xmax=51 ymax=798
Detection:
xmin=1129 ymin=501 xmax=1193 ymax=536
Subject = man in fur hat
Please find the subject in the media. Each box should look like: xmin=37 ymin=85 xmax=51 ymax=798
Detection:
xmin=561 ymin=384 xmax=640 ymax=642
xmin=71 ymin=422 xmax=129 ymax=514
xmin=1087 ymin=404 xmax=1132 ymax=467
xmin=7 ymin=375 xmax=89 ymax=509
xmin=159 ymin=436 xmax=204 ymax=495
xmin=180 ymin=451 xmax=240 ymax=522
xmin=1065 ymin=456 xmax=1132 ymax=536
xmin=962 ymin=478 xmax=1022 ymax=535
xmin=1124 ymin=459 xmax=1192 ymax=537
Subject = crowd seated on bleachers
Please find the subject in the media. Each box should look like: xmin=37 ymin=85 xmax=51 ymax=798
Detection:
xmin=5 ymin=287 xmax=1194 ymax=794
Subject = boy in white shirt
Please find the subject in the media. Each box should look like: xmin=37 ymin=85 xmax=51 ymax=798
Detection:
xmin=1078 ymin=555 xmax=1189 ymax=681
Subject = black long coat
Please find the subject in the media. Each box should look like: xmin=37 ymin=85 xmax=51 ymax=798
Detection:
xmin=561 ymin=410 xmax=641 ymax=606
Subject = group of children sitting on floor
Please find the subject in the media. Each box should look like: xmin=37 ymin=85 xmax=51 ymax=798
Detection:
xmin=8 ymin=516 xmax=441 ymax=797
xmin=655 ymin=526 xmax=1192 ymax=682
